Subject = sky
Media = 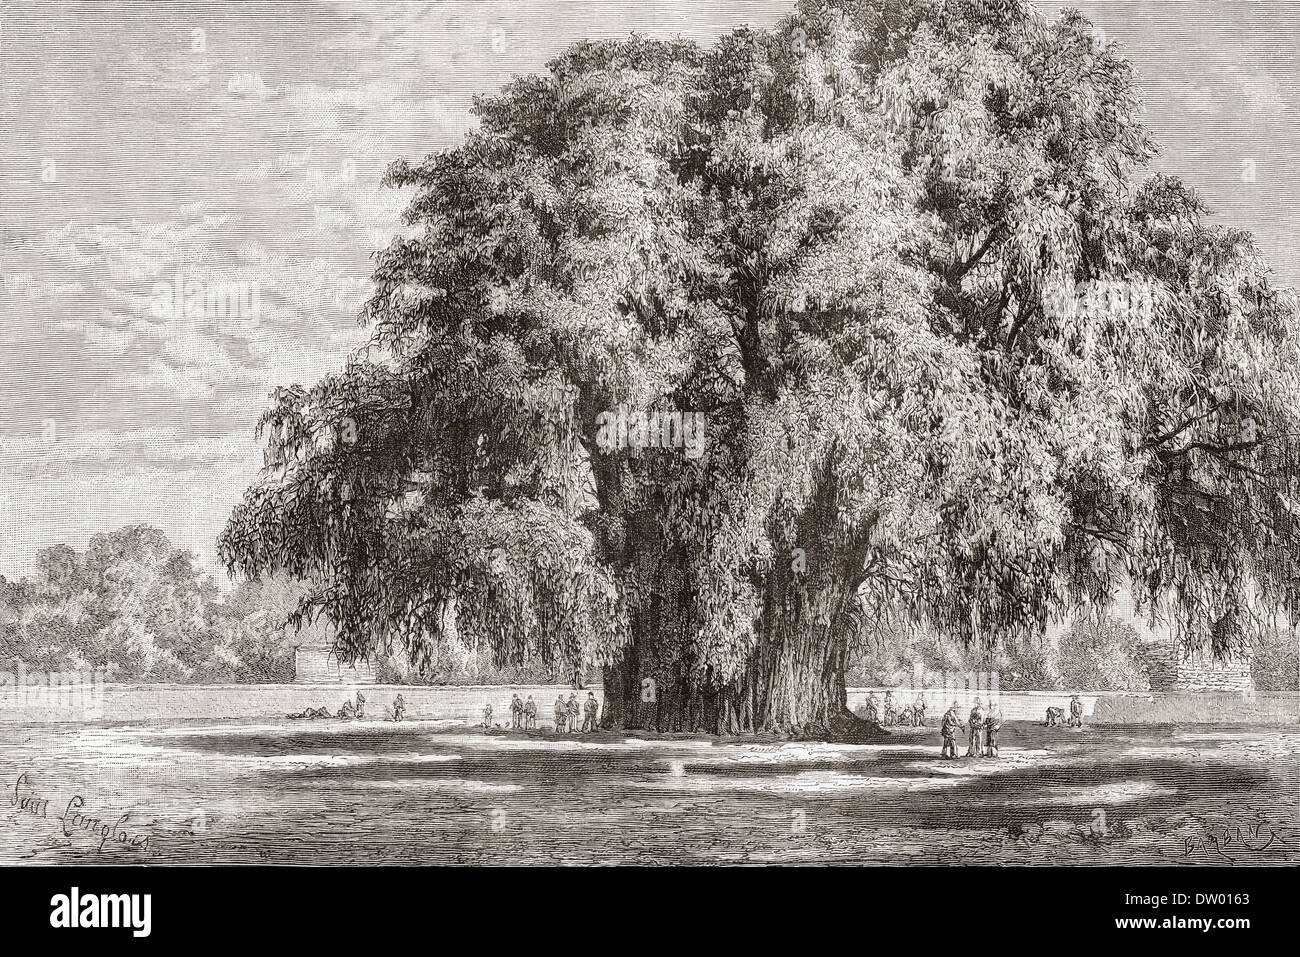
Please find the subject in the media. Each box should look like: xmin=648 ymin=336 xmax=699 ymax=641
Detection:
xmin=1 ymin=1 xmax=1298 ymax=584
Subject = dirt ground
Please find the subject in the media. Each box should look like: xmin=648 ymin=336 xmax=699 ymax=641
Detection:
xmin=2 ymin=719 xmax=1296 ymax=865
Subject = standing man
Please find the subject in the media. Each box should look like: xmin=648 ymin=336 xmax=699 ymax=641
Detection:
xmin=567 ymin=693 xmax=581 ymax=734
xmin=966 ymin=698 xmax=985 ymax=758
xmin=913 ymin=693 xmax=927 ymax=726
xmin=984 ymin=698 xmax=1002 ymax=757
xmin=510 ymin=693 xmax=524 ymax=730
xmin=582 ymin=691 xmax=599 ymax=732
xmin=883 ymin=690 xmax=896 ymax=726
xmin=524 ymin=695 xmax=537 ymax=730
xmin=940 ymin=700 xmax=962 ymax=759
xmin=554 ymin=694 xmax=568 ymax=732
xmin=865 ymin=691 xmax=879 ymax=724
xmin=1069 ymin=695 xmax=1084 ymax=728
xmin=482 ymin=701 xmax=493 ymax=729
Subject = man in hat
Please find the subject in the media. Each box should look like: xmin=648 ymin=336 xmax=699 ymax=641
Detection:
xmin=554 ymin=694 xmax=568 ymax=732
xmin=966 ymin=698 xmax=986 ymax=758
xmin=582 ymin=691 xmax=599 ymax=732
xmin=482 ymin=702 xmax=493 ymax=729
xmin=912 ymin=692 xmax=927 ymax=726
xmin=864 ymin=691 xmax=879 ymax=724
xmin=567 ymin=693 xmax=581 ymax=734
xmin=510 ymin=693 xmax=524 ymax=730
xmin=883 ymin=690 xmax=896 ymax=726
xmin=1069 ymin=694 xmax=1084 ymax=728
xmin=524 ymin=695 xmax=537 ymax=730
xmin=940 ymin=700 xmax=962 ymax=759
xmin=984 ymin=698 xmax=1003 ymax=757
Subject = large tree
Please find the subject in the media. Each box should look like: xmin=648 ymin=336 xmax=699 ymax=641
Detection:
xmin=220 ymin=0 xmax=1300 ymax=737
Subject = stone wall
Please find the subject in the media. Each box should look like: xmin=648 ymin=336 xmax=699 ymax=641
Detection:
xmin=293 ymin=644 xmax=375 ymax=684
xmin=1094 ymin=589 xmax=1255 ymax=692
xmin=1173 ymin=649 xmax=1254 ymax=693
xmin=1090 ymin=690 xmax=1296 ymax=724
xmin=0 ymin=681 xmax=1292 ymax=726
xmin=850 ymin=687 xmax=1295 ymax=724
xmin=0 ymin=682 xmax=597 ymax=725
xmin=849 ymin=687 xmax=1096 ymax=721
xmin=1140 ymin=643 xmax=1179 ymax=692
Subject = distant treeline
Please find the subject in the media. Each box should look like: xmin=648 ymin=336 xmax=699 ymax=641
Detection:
xmin=845 ymin=613 xmax=1298 ymax=693
xmin=0 ymin=525 xmax=571 ymax=684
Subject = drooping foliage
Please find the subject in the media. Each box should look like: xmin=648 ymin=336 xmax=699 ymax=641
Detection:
xmin=221 ymin=0 xmax=1300 ymax=734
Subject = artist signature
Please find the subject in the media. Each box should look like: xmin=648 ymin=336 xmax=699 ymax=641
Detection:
xmin=10 ymin=772 xmax=152 ymax=854
xmin=1182 ymin=821 xmax=1282 ymax=861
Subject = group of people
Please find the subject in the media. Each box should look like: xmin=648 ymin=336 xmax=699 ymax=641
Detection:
xmin=939 ymin=698 xmax=1004 ymax=758
xmin=288 ymin=690 xmax=369 ymax=721
xmin=1045 ymin=695 xmax=1085 ymax=727
xmin=289 ymin=690 xmax=414 ymax=722
xmin=864 ymin=690 xmax=926 ymax=727
xmin=483 ymin=691 xmax=600 ymax=733
xmin=864 ymin=690 xmax=1088 ymax=757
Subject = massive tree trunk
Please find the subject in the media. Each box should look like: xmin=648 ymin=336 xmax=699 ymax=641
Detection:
xmin=600 ymin=568 xmax=882 ymax=741
xmin=599 ymin=593 xmax=702 ymax=733
xmin=747 ymin=564 xmax=877 ymax=740
xmin=585 ymin=405 xmax=880 ymax=740
xmin=752 ymin=605 xmax=851 ymax=736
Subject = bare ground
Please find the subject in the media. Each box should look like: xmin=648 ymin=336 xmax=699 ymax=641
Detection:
xmin=1 ymin=720 xmax=1295 ymax=865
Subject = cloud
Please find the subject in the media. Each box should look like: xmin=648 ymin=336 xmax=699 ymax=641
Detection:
xmin=226 ymin=72 xmax=275 ymax=99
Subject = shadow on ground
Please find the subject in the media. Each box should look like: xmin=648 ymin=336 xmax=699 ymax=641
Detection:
xmin=2 ymin=721 xmax=1295 ymax=865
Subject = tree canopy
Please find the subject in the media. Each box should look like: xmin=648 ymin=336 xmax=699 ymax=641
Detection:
xmin=220 ymin=0 xmax=1300 ymax=736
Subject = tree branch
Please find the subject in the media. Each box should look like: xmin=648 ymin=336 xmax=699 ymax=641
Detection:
xmin=1142 ymin=399 xmax=1230 ymax=451
xmin=946 ymin=224 xmax=1006 ymax=286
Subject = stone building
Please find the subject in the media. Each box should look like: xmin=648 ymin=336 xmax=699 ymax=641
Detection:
xmin=293 ymin=642 xmax=375 ymax=684
xmin=1110 ymin=590 xmax=1254 ymax=693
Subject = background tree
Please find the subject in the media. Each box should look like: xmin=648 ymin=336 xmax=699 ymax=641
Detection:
xmin=1054 ymin=617 xmax=1148 ymax=692
xmin=1251 ymin=626 xmax=1300 ymax=692
xmin=3 ymin=528 xmax=317 ymax=683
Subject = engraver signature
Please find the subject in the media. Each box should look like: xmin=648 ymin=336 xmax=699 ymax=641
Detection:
xmin=1182 ymin=821 xmax=1284 ymax=861
xmin=8 ymin=772 xmax=152 ymax=854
